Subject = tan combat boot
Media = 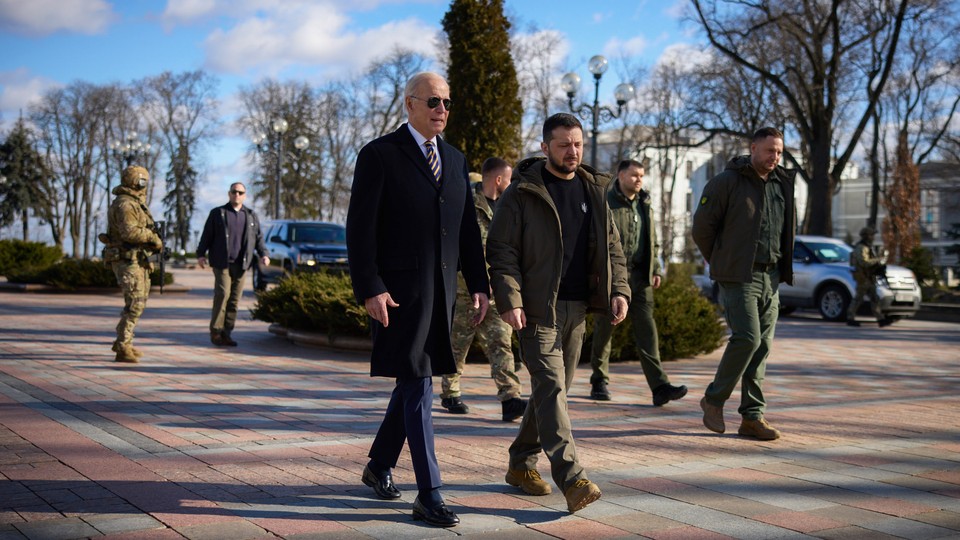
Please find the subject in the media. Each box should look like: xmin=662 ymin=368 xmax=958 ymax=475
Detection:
xmin=564 ymin=478 xmax=601 ymax=513
xmin=113 ymin=342 xmax=140 ymax=363
xmin=112 ymin=341 xmax=143 ymax=360
xmin=738 ymin=417 xmax=781 ymax=440
xmin=505 ymin=468 xmax=552 ymax=495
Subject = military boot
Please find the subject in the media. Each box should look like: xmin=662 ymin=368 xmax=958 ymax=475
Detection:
xmin=113 ymin=342 xmax=140 ymax=363
xmin=112 ymin=341 xmax=143 ymax=359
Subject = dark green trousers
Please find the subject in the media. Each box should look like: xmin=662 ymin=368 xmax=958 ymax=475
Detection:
xmin=509 ymin=300 xmax=588 ymax=492
xmin=590 ymin=283 xmax=669 ymax=392
xmin=706 ymin=267 xmax=779 ymax=420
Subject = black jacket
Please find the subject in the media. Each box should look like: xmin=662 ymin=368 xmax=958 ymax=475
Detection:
xmin=196 ymin=204 xmax=268 ymax=270
xmin=346 ymin=124 xmax=488 ymax=378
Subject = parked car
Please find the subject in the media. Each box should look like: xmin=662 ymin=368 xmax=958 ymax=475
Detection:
xmin=779 ymin=235 xmax=921 ymax=321
xmin=252 ymin=220 xmax=348 ymax=290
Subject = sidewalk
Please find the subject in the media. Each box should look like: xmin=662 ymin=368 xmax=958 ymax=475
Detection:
xmin=1 ymin=267 xmax=958 ymax=539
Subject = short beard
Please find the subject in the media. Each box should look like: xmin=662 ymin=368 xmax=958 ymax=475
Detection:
xmin=548 ymin=155 xmax=578 ymax=175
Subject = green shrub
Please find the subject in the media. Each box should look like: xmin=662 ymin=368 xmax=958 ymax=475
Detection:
xmin=581 ymin=263 xmax=724 ymax=362
xmin=0 ymin=239 xmax=62 ymax=276
xmin=7 ymin=258 xmax=173 ymax=290
xmin=251 ymin=269 xmax=370 ymax=338
xmin=900 ymin=245 xmax=939 ymax=286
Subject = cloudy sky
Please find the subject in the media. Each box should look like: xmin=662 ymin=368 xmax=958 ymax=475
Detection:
xmin=0 ymin=0 xmax=694 ymax=231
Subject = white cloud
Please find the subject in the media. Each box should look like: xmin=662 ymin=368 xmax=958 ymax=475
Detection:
xmin=603 ymin=36 xmax=649 ymax=59
xmin=161 ymin=0 xmax=218 ymax=28
xmin=202 ymin=3 xmax=438 ymax=79
xmin=0 ymin=0 xmax=116 ymax=36
xmin=0 ymin=69 xmax=61 ymax=126
xmin=655 ymin=42 xmax=711 ymax=71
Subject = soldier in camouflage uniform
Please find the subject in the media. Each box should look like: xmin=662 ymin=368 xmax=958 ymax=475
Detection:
xmin=847 ymin=226 xmax=891 ymax=327
xmin=440 ymin=158 xmax=527 ymax=422
xmin=102 ymin=165 xmax=162 ymax=363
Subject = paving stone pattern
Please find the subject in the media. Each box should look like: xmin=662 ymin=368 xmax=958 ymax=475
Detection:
xmin=1 ymin=267 xmax=958 ymax=539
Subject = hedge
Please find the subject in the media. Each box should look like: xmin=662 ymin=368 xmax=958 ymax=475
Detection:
xmin=0 ymin=239 xmax=62 ymax=276
xmin=252 ymin=264 xmax=724 ymax=362
xmin=7 ymin=258 xmax=173 ymax=290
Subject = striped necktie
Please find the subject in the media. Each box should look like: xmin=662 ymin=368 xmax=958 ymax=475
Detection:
xmin=424 ymin=141 xmax=441 ymax=183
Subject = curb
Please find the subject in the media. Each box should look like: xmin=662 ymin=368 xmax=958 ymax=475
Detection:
xmin=268 ymin=323 xmax=372 ymax=352
xmin=0 ymin=282 xmax=190 ymax=294
xmin=915 ymin=302 xmax=960 ymax=323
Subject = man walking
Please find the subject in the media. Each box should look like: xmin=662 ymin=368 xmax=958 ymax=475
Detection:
xmin=847 ymin=226 xmax=892 ymax=327
xmin=103 ymin=165 xmax=163 ymax=363
xmin=196 ymin=182 xmax=269 ymax=346
xmin=589 ymin=159 xmax=687 ymax=406
xmin=440 ymin=158 xmax=526 ymax=422
xmin=692 ymin=127 xmax=796 ymax=441
xmin=486 ymin=113 xmax=630 ymax=513
xmin=346 ymin=72 xmax=489 ymax=528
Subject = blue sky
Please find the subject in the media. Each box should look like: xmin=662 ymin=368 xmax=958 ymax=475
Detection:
xmin=0 ymin=0 xmax=695 ymax=224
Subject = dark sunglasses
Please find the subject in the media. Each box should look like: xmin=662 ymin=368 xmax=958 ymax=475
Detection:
xmin=230 ymin=190 xmax=246 ymax=195
xmin=410 ymin=95 xmax=452 ymax=110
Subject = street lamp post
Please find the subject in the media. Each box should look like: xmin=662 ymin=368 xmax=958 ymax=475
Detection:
xmin=561 ymin=55 xmax=635 ymax=169
xmin=254 ymin=118 xmax=309 ymax=219
xmin=111 ymin=132 xmax=152 ymax=168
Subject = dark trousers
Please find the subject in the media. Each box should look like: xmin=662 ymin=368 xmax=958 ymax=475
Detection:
xmin=210 ymin=262 xmax=246 ymax=336
xmin=368 ymin=377 xmax=442 ymax=491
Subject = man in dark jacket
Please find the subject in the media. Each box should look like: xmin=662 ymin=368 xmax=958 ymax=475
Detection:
xmin=692 ymin=127 xmax=796 ymax=441
xmin=486 ymin=113 xmax=630 ymax=514
xmin=346 ymin=72 xmax=489 ymax=528
xmin=589 ymin=159 xmax=687 ymax=406
xmin=196 ymin=182 xmax=269 ymax=346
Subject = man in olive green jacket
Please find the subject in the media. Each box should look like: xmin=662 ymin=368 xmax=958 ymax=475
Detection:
xmin=692 ymin=127 xmax=796 ymax=442
xmin=589 ymin=159 xmax=687 ymax=407
xmin=486 ymin=113 xmax=630 ymax=514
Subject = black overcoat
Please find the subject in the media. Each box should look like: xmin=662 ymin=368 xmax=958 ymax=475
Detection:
xmin=346 ymin=124 xmax=489 ymax=378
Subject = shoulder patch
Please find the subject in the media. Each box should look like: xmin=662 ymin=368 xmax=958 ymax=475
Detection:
xmin=700 ymin=196 xmax=708 ymax=206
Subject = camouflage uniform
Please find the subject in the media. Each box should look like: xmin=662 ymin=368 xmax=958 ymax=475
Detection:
xmin=102 ymin=166 xmax=161 ymax=363
xmin=441 ymin=182 xmax=522 ymax=402
xmin=847 ymin=229 xmax=885 ymax=324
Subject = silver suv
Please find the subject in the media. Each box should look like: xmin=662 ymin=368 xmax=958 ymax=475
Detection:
xmin=780 ymin=235 xmax=921 ymax=321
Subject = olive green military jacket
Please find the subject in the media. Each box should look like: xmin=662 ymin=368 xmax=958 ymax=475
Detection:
xmin=486 ymin=157 xmax=631 ymax=326
xmin=607 ymin=180 xmax=662 ymax=285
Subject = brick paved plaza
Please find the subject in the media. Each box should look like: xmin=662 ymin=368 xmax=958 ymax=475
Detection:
xmin=1 ymin=267 xmax=959 ymax=539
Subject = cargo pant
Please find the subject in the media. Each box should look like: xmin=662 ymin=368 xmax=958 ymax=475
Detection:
xmin=509 ymin=300 xmax=588 ymax=492
xmin=705 ymin=265 xmax=779 ymax=420
xmin=112 ymin=260 xmax=150 ymax=347
xmin=441 ymin=286 xmax=522 ymax=402
xmin=590 ymin=279 xmax=670 ymax=392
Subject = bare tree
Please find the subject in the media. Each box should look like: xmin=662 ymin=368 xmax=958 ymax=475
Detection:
xmin=137 ymin=70 xmax=220 ymax=253
xmin=511 ymin=24 xmax=567 ymax=156
xmin=691 ymin=0 xmax=910 ymax=236
xmin=31 ymin=82 xmax=119 ymax=256
xmin=360 ymin=48 xmax=428 ymax=139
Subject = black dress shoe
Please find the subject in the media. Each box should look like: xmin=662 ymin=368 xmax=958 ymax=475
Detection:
xmin=220 ymin=333 xmax=238 ymax=346
xmin=412 ymin=497 xmax=459 ymax=527
xmin=652 ymin=384 xmax=688 ymax=407
xmin=590 ymin=382 xmax=611 ymax=401
xmin=440 ymin=396 xmax=469 ymax=414
xmin=362 ymin=465 xmax=401 ymax=499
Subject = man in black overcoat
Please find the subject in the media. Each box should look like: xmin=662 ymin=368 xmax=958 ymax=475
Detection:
xmin=345 ymin=72 xmax=489 ymax=528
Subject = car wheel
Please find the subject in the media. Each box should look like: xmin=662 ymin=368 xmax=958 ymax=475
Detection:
xmin=817 ymin=284 xmax=850 ymax=322
xmin=252 ymin=265 xmax=266 ymax=291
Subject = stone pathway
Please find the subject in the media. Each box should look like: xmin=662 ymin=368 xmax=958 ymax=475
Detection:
xmin=1 ymin=267 xmax=958 ymax=539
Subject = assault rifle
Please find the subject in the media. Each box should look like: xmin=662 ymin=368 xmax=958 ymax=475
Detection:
xmin=152 ymin=221 xmax=171 ymax=294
